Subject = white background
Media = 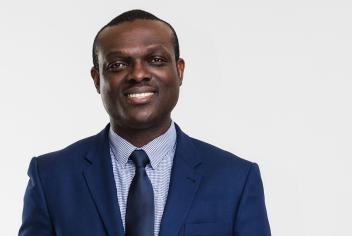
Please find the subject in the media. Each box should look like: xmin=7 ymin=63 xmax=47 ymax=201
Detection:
xmin=1 ymin=0 xmax=351 ymax=235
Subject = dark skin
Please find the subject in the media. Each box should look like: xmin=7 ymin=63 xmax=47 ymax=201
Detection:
xmin=91 ymin=19 xmax=185 ymax=147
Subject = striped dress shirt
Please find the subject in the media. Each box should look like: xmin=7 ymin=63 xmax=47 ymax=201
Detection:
xmin=109 ymin=121 xmax=177 ymax=236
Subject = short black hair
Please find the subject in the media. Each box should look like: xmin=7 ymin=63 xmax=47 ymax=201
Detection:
xmin=92 ymin=9 xmax=180 ymax=69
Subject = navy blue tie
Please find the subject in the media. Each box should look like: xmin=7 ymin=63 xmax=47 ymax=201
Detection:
xmin=125 ymin=150 xmax=154 ymax=236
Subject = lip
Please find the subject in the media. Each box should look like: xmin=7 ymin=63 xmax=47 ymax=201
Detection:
xmin=123 ymin=86 xmax=157 ymax=96
xmin=123 ymin=86 xmax=157 ymax=105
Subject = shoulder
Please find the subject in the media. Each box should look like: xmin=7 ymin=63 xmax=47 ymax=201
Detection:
xmin=181 ymin=132 xmax=262 ymax=196
xmin=26 ymin=128 xmax=108 ymax=185
xmin=38 ymin=135 xmax=94 ymax=159
xmin=175 ymin=124 xmax=255 ymax=175
xmin=189 ymin=136 xmax=254 ymax=171
xmin=33 ymin=126 xmax=107 ymax=169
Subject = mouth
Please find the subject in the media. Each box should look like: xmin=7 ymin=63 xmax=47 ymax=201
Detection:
xmin=125 ymin=91 xmax=157 ymax=105
xmin=127 ymin=92 xmax=155 ymax=98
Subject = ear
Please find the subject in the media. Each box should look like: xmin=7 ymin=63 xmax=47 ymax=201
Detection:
xmin=90 ymin=67 xmax=100 ymax=94
xmin=176 ymin=58 xmax=185 ymax=86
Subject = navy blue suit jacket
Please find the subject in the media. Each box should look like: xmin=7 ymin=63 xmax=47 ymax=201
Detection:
xmin=19 ymin=124 xmax=271 ymax=236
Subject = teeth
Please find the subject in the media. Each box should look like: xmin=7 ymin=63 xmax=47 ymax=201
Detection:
xmin=128 ymin=92 xmax=154 ymax=98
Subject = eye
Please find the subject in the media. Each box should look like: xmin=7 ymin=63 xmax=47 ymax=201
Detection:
xmin=150 ymin=56 xmax=166 ymax=65
xmin=106 ymin=61 xmax=128 ymax=71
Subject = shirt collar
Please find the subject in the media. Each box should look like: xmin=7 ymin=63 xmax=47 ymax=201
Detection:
xmin=109 ymin=121 xmax=176 ymax=169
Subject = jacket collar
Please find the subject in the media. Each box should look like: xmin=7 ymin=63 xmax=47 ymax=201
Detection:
xmin=83 ymin=124 xmax=124 ymax=236
xmin=159 ymin=123 xmax=203 ymax=236
xmin=83 ymin=123 xmax=203 ymax=236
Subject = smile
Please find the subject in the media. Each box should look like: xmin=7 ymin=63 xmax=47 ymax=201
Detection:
xmin=127 ymin=92 xmax=154 ymax=98
xmin=126 ymin=91 xmax=156 ymax=104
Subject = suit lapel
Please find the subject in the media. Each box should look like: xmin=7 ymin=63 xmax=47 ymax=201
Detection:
xmin=159 ymin=124 xmax=203 ymax=236
xmin=83 ymin=125 xmax=125 ymax=236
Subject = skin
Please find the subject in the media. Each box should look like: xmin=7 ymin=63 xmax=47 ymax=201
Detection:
xmin=91 ymin=19 xmax=185 ymax=147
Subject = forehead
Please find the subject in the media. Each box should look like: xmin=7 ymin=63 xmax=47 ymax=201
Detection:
xmin=96 ymin=19 xmax=174 ymax=56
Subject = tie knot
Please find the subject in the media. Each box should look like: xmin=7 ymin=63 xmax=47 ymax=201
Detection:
xmin=129 ymin=149 xmax=150 ymax=168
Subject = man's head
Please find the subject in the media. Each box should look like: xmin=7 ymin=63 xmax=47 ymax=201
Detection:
xmin=91 ymin=10 xmax=185 ymax=140
xmin=92 ymin=10 xmax=180 ymax=70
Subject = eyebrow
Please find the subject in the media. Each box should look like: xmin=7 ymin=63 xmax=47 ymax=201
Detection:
xmin=105 ymin=44 xmax=172 ymax=60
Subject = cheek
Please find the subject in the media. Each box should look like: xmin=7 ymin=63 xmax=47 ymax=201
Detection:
xmin=99 ymin=80 xmax=123 ymax=114
xmin=100 ymin=81 xmax=113 ymax=101
xmin=100 ymin=77 xmax=120 ymax=98
xmin=159 ymin=80 xmax=180 ymax=106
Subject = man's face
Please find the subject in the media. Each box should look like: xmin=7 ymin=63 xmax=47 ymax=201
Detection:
xmin=91 ymin=20 xmax=184 ymax=131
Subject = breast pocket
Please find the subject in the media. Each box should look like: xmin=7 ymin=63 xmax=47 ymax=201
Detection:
xmin=184 ymin=222 xmax=232 ymax=236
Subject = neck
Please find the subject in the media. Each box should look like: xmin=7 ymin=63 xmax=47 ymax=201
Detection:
xmin=110 ymin=118 xmax=172 ymax=147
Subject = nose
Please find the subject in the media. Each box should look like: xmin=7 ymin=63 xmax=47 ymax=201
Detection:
xmin=128 ymin=60 xmax=151 ymax=82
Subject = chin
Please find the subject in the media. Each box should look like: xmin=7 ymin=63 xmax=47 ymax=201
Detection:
xmin=125 ymin=114 xmax=158 ymax=129
xmin=112 ymin=106 xmax=171 ymax=130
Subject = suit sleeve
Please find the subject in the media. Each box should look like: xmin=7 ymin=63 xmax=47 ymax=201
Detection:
xmin=233 ymin=163 xmax=271 ymax=236
xmin=19 ymin=157 xmax=55 ymax=236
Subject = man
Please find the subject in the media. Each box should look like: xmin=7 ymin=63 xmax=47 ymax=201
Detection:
xmin=19 ymin=9 xmax=271 ymax=236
